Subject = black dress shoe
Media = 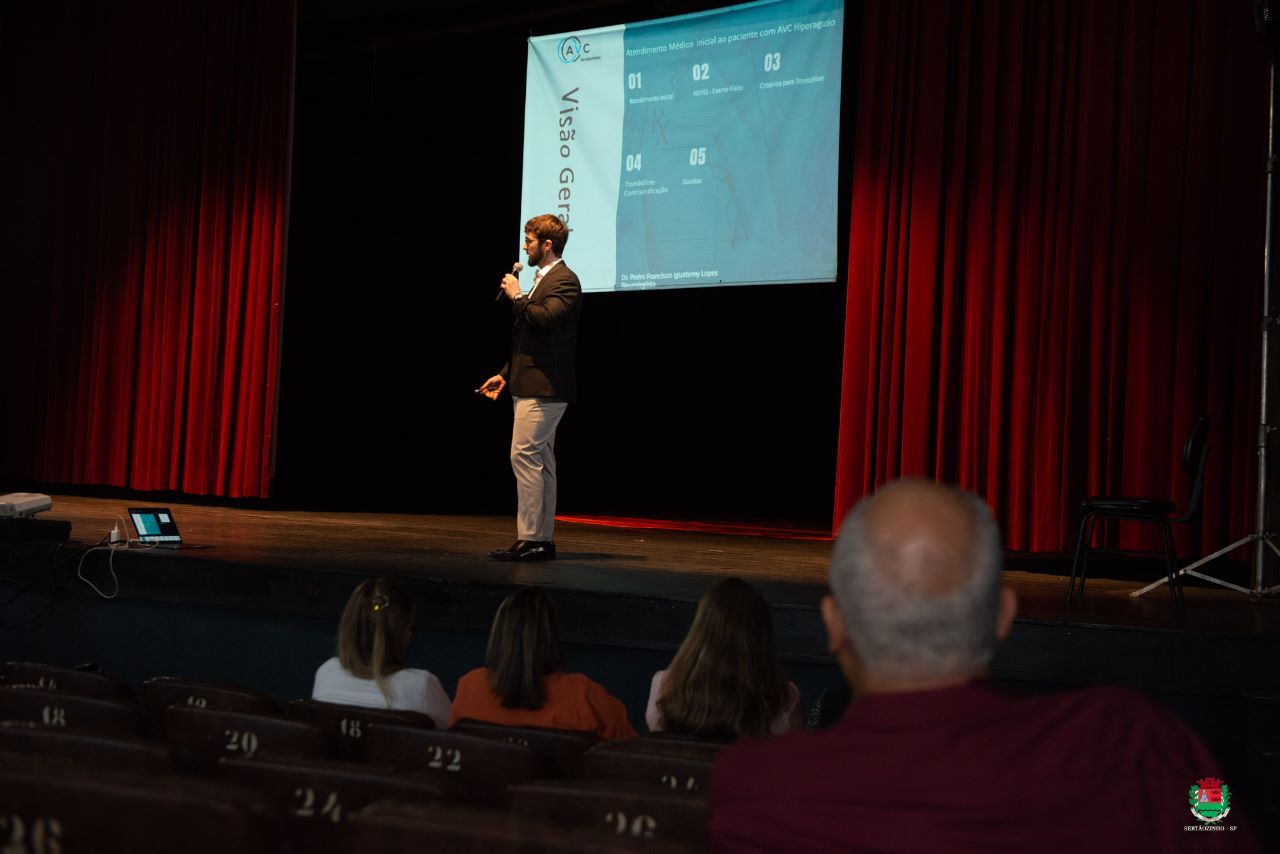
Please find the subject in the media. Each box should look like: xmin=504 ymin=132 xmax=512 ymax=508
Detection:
xmin=490 ymin=540 xmax=556 ymax=561
xmin=489 ymin=540 xmax=527 ymax=560
xmin=514 ymin=540 xmax=555 ymax=561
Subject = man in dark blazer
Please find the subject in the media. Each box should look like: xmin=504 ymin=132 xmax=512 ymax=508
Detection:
xmin=478 ymin=214 xmax=582 ymax=561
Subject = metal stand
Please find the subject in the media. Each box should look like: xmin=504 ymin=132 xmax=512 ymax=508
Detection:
xmin=1132 ymin=57 xmax=1280 ymax=600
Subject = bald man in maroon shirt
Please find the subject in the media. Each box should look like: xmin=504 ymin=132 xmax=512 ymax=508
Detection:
xmin=710 ymin=479 xmax=1262 ymax=853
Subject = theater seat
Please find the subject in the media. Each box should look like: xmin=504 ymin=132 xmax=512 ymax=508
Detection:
xmin=142 ymin=676 xmax=281 ymax=724
xmin=288 ymin=698 xmax=434 ymax=760
xmin=0 ymin=687 xmax=148 ymax=737
xmin=622 ymin=732 xmax=728 ymax=763
xmin=361 ymin=725 xmax=544 ymax=805
xmin=342 ymin=801 xmax=696 ymax=853
xmin=166 ymin=705 xmax=330 ymax=770
xmin=0 ymin=763 xmax=278 ymax=853
xmin=0 ymin=721 xmax=172 ymax=772
xmin=583 ymin=741 xmax=714 ymax=793
xmin=508 ymin=779 xmax=710 ymax=846
xmin=450 ymin=719 xmax=597 ymax=777
xmin=215 ymin=755 xmax=454 ymax=847
xmin=3 ymin=661 xmax=133 ymax=701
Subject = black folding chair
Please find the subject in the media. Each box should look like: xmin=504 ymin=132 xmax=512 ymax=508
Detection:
xmin=1067 ymin=415 xmax=1208 ymax=606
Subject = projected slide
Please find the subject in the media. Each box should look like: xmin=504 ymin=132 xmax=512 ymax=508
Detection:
xmin=521 ymin=0 xmax=844 ymax=292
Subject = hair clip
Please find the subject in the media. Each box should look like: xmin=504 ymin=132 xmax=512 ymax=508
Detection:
xmin=370 ymin=594 xmax=390 ymax=612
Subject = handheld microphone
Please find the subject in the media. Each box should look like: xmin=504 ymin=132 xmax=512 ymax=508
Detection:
xmin=496 ymin=261 xmax=524 ymax=301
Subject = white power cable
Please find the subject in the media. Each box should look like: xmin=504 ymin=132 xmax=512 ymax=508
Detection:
xmin=76 ymin=545 xmax=122 ymax=600
xmin=76 ymin=537 xmax=157 ymax=600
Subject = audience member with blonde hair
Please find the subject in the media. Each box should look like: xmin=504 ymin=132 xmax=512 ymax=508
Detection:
xmin=312 ymin=578 xmax=451 ymax=725
xmin=646 ymin=577 xmax=802 ymax=740
xmin=449 ymin=587 xmax=635 ymax=738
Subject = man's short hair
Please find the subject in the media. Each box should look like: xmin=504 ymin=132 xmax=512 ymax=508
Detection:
xmin=829 ymin=480 xmax=1003 ymax=682
xmin=525 ymin=214 xmax=570 ymax=255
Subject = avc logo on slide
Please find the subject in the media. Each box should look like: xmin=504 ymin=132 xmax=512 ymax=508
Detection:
xmin=558 ymin=36 xmax=584 ymax=63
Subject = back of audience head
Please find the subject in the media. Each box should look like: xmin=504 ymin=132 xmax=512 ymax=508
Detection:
xmin=337 ymin=577 xmax=415 ymax=703
xmin=486 ymin=587 xmax=562 ymax=709
xmin=822 ymin=478 xmax=1016 ymax=692
xmin=659 ymin=577 xmax=790 ymax=740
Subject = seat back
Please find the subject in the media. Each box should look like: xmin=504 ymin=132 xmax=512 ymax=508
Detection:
xmin=361 ymin=725 xmax=544 ymax=804
xmin=166 ymin=705 xmax=330 ymax=770
xmin=216 ymin=756 xmax=452 ymax=847
xmin=450 ymin=719 xmax=597 ymax=777
xmin=0 ymin=764 xmax=278 ymax=853
xmin=0 ymin=687 xmax=148 ymax=737
xmin=288 ymin=698 xmax=434 ymax=760
xmin=142 ymin=676 xmax=281 ymax=719
xmin=616 ymin=732 xmax=728 ymax=763
xmin=583 ymin=742 xmax=714 ymax=793
xmin=3 ymin=661 xmax=133 ymax=701
xmin=0 ymin=721 xmax=172 ymax=772
xmin=343 ymin=801 xmax=682 ymax=853
xmin=1179 ymin=415 xmax=1210 ymax=521
xmin=508 ymin=780 xmax=709 ymax=846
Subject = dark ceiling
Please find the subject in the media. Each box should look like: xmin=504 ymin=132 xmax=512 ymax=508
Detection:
xmin=299 ymin=0 xmax=757 ymax=53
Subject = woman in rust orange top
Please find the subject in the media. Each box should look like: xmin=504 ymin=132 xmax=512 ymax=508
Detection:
xmin=449 ymin=588 xmax=635 ymax=739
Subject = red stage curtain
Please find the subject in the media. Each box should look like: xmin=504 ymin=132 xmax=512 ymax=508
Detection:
xmin=835 ymin=0 xmax=1268 ymax=553
xmin=0 ymin=0 xmax=295 ymax=498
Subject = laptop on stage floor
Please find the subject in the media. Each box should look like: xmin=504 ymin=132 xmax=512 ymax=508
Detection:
xmin=127 ymin=507 xmax=185 ymax=548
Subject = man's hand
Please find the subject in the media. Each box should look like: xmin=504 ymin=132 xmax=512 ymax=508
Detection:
xmin=477 ymin=374 xmax=506 ymax=401
xmin=500 ymin=274 xmax=522 ymax=301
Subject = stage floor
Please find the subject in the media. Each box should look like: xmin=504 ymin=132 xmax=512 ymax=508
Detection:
xmin=23 ymin=494 xmax=1280 ymax=639
xmin=3 ymin=495 xmax=1278 ymax=696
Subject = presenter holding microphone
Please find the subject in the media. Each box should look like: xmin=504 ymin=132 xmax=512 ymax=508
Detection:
xmin=477 ymin=214 xmax=582 ymax=561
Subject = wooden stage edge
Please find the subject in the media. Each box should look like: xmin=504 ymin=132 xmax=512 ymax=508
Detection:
xmin=3 ymin=495 xmax=1278 ymax=695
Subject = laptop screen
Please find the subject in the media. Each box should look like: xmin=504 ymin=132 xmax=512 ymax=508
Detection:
xmin=128 ymin=508 xmax=182 ymax=544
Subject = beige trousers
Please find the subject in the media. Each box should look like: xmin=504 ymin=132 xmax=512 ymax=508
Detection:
xmin=510 ymin=396 xmax=568 ymax=541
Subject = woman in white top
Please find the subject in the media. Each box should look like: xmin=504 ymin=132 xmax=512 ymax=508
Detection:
xmin=646 ymin=577 xmax=802 ymax=739
xmin=312 ymin=577 xmax=451 ymax=726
